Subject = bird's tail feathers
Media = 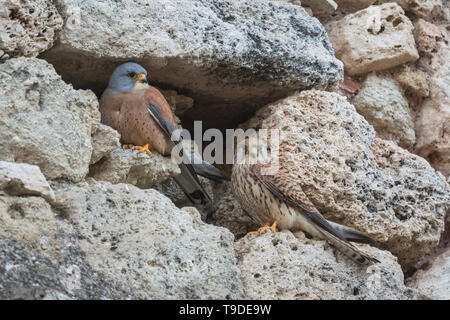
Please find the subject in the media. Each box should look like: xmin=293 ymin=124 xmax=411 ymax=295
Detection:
xmin=188 ymin=152 xmax=231 ymax=183
xmin=173 ymin=163 xmax=212 ymax=205
xmin=319 ymin=228 xmax=380 ymax=266
xmin=327 ymin=220 xmax=377 ymax=245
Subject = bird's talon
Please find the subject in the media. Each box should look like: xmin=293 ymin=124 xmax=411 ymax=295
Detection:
xmin=247 ymin=221 xmax=278 ymax=237
xmin=133 ymin=143 xmax=152 ymax=156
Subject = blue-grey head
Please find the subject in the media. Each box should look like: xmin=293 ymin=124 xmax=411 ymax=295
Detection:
xmin=108 ymin=62 xmax=148 ymax=93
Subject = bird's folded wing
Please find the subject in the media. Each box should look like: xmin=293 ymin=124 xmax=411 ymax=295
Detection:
xmin=145 ymin=100 xmax=211 ymax=203
xmin=145 ymin=100 xmax=180 ymax=143
xmin=251 ymin=163 xmax=345 ymax=241
xmin=145 ymin=100 xmax=230 ymax=182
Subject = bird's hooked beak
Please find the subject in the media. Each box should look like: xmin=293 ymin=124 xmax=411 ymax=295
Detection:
xmin=138 ymin=73 xmax=148 ymax=84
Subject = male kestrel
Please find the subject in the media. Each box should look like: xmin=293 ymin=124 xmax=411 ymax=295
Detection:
xmin=100 ymin=62 xmax=229 ymax=204
xmin=232 ymin=136 xmax=379 ymax=265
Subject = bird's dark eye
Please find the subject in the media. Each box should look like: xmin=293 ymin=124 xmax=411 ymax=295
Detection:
xmin=128 ymin=72 xmax=137 ymax=79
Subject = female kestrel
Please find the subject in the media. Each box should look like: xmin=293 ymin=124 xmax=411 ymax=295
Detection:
xmin=100 ymin=62 xmax=229 ymax=204
xmin=232 ymin=136 xmax=379 ymax=265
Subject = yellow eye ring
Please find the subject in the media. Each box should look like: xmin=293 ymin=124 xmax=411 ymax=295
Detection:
xmin=128 ymin=72 xmax=137 ymax=79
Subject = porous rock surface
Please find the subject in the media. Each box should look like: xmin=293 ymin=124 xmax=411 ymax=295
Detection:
xmin=0 ymin=57 xmax=99 ymax=182
xmin=1 ymin=0 xmax=448 ymax=300
xmin=0 ymin=161 xmax=55 ymax=202
xmin=0 ymin=0 xmax=63 ymax=58
xmin=377 ymin=0 xmax=443 ymax=19
xmin=0 ymin=180 xmax=246 ymax=299
xmin=407 ymin=249 xmax=450 ymax=300
xmin=89 ymin=123 xmax=120 ymax=165
xmin=326 ymin=3 xmax=419 ymax=75
xmin=334 ymin=0 xmax=376 ymax=13
xmin=89 ymin=148 xmax=180 ymax=189
xmin=352 ymin=73 xmax=415 ymax=149
xmin=54 ymin=181 xmax=244 ymax=299
xmin=236 ymin=231 xmax=427 ymax=299
xmin=414 ymin=20 xmax=450 ymax=177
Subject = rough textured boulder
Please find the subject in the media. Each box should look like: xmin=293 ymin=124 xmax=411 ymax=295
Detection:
xmin=0 ymin=0 xmax=63 ymax=59
xmin=0 ymin=57 xmax=99 ymax=182
xmin=414 ymin=19 xmax=447 ymax=56
xmin=236 ymin=231 xmax=426 ymax=299
xmin=394 ymin=66 xmax=429 ymax=98
xmin=0 ymin=196 xmax=136 ymax=299
xmin=54 ymin=181 xmax=244 ymax=299
xmin=241 ymin=90 xmax=450 ymax=269
xmin=326 ymin=3 xmax=419 ymax=75
xmin=274 ymin=0 xmax=303 ymax=8
xmin=414 ymin=20 xmax=450 ymax=177
xmin=0 ymin=236 xmax=131 ymax=299
xmin=41 ymin=0 xmax=343 ymax=129
xmin=89 ymin=148 xmax=180 ymax=189
xmin=0 ymin=195 xmax=59 ymax=262
xmin=300 ymin=0 xmax=338 ymax=14
xmin=352 ymin=73 xmax=415 ymax=149
xmin=89 ymin=124 xmax=120 ymax=165
xmin=407 ymin=250 xmax=450 ymax=299
xmin=0 ymin=161 xmax=55 ymax=202
xmin=334 ymin=0 xmax=376 ymax=12
xmin=1 ymin=180 xmax=245 ymax=299
xmin=377 ymin=0 xmax=443 ymax=19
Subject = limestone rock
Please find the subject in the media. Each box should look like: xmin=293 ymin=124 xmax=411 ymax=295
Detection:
xmin=89 ymin=148 xmax=180 ymax=189
xmin=414 ymin=19 xmax=448 ymax=55
xmin=301 ymin=0 xmax=338 ymax=15
xmin=273 ymin=0 xmax=303 ymax=8
xmin=90 ymin=124 xmax=120 ymax=165
xmin=407 ymin=250 xmax=450 ymax=299
xmin=352 ymin=73 xmax=416 ymax=149
xmin=54 ymin=181 xmax=244 ymax=299
xmin=0 ymin=195 xmax=58 ymax=261
xmin=0 ymin=161 xmax=55 ymax=202
xmin=0 ymin=226 xmax=133 ymax=299
xmin=0 ymin=191 xmax=136 ymax=299
xmin=326 ymin=3 xmax=419 ymax=75
xmin=378 ymin=0 xmax=443 ymax=19
xmin=0 ymin=57 xmax=100 ymax=182
xmin=0 ymin=0 xmax=63 ymax=58
xmin=335 ymin=0 xmax=376 ymax=12
xmin=1 ymin=179 xmax=245 ymax=299
xmin=236 ymin=231 xmax=426 ymax=299
xmin=414 ymin=21 xmax=450 ymax=177
xmin=241 ymin=90 xmax=450 ymax=269
xmin=394 ymin=66 xmax=429 ymax=97
xmin=41 ymin=0 xmax=343 ymax=129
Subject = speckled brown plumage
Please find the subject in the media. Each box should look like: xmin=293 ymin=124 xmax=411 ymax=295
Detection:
xmin=232 ymin=138 xmax=379 ymax=266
